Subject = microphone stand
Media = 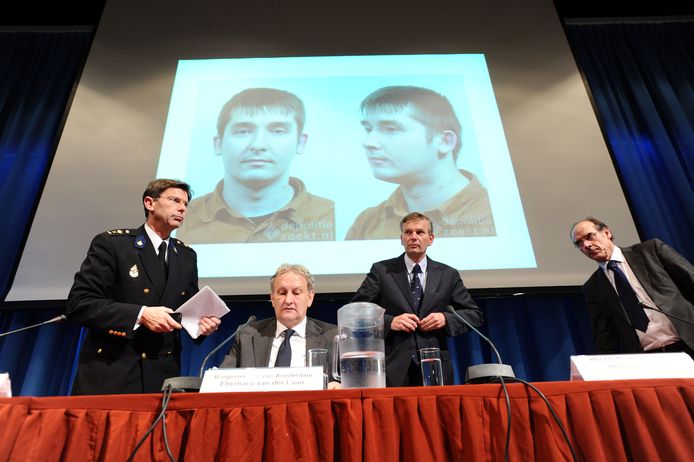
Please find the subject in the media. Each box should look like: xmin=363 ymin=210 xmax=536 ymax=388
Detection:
xmin=641 ymin=303 xmax=694 ymax=326
xmin=446 ymin=307 xmax=579 ymax=462
xmin=161 ymin=315 xmax=256 ymax=392
xmin=445 ymin=306 xmax=515 ymax=383
xmin=0 ymin=314 xmax=67 ymax=338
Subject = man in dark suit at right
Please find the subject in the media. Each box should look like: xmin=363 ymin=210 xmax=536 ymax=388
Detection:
xmin=352 ymin=212 xmax=483 ymax=387
xmin=571 ymin=217 xmax=694 ymax=357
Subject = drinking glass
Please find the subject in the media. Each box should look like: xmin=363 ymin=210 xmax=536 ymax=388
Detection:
xmin=419 ymin=347 xmax=444 ymax=386
xmin=306 ymin=348 xmax=329 ymax=389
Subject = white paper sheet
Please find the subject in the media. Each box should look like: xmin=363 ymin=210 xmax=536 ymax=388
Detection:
xmin=175 ymin=285 xmax=230 ymax=339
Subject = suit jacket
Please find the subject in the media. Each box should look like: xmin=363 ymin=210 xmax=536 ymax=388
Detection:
xmin=584 ymin=239 xmax=694 ymax=354
xmin=66 ymin=225 xmax=198 ymax=394
xmin=219 ymin=317 xmax=338 ymax=378
xmin=351 ymin=254 xmax=483 ymax=387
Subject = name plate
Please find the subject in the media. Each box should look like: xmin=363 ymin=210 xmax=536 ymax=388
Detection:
xmin=200 ymin=366 xmax=324 ymax=393
xmin=0 ymin=373 xmax=10 ymax=397
xmin=570 ymin=352 xmax=694 ymax=381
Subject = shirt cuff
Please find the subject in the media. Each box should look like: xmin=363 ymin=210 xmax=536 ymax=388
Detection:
xmin=134 ymin=306 xmax=146 ymax=330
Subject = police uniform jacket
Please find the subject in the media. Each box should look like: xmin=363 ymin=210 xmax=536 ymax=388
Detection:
xmin=66 ymin=225 xmax=198 ymax=394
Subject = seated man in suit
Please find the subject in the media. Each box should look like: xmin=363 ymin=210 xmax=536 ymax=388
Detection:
xmin=220 ymin=264 xmax=337 ymax=376
xmin=351 ymin=212 xmax=483 ymax=386
xmin=571 ymin=217 xmax=694 ymax=357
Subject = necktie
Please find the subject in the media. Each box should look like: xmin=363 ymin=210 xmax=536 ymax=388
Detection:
xmin=274 ymin=329 xmax=295 ymax=367
xmin=606 ymin=260 xmax=649 ymax=332
xmin=158 ymin=241 xmax=168 ymax=277
xmin=410 ymin=264 xmax=424 ymax=310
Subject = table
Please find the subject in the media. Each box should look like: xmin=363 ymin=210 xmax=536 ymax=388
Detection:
xmin=1 ymin=379 xmax=692 ymax=461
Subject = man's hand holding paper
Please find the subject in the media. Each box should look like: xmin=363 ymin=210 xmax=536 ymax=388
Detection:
xmin=176 ymin=286 xmax=229 ymax=338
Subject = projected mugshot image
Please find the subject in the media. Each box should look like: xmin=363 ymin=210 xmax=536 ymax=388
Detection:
xmin=176 ymin=88 xmax=335 ymax=243
xmin=345 ymin=85 xmax=495 ymax=240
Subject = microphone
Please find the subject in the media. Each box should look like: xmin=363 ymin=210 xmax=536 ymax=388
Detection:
xmin=640 ymin=303 xmax=694 ymax=327
xmin=0 ymin=314 xmax=67 ymax=338
xmin=199 ymin=315 xmax=256 ymax=376
xmin=160 ymin=315 xmax=256 ymax=392
xmin=445 ymin=306 xmax=515 ymax=384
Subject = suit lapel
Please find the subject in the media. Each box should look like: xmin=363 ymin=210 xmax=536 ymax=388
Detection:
xmin=306 ymin=319 xmax=331 ymax=351
xmin=420 ymin=258 xmax=442 ymax=313
xmin=253 ymin=320 xmax=276 ymax=367
xmin=389 ymin=257 xmax=415 ymax=313
xmin=135 ymin=230 xmax=166 ymax=297
xmin=593 ymin=268 xmax=629 ymax=322
xmin=622 ymin=246 xmax=653 ymax=294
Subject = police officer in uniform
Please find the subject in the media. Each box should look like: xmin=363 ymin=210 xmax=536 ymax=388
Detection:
xmin=66 ymin=179 xmax=220 ymax=395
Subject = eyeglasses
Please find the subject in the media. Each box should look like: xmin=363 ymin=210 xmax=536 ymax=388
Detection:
xmin=573 ymin=231 xmax=599 ymax=247
xmin=155 ymin=196 xmax=189 ymax=207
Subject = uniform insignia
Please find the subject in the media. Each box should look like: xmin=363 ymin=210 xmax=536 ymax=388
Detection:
xmin=107 ymin=228 xmax=134 ymax=236
xmin=129 ymin=265 xmax=139 ymax=278
xmin=134 ymin=235 xmax=146 ymax=249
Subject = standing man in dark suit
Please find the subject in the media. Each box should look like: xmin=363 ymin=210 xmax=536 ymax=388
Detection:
xmin=66 ymin=179 xmax=221 ymax=395
xmin=351 ymin=212 xmax=483 ymax=387
xmin=571 ymin=217 xmax=694 ymax=356
xmin=220 ymin=264 xmax=337 ymax=374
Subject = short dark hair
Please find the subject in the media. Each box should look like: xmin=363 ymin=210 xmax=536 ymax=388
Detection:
xmin=400 ymin=212 xmax=434 ymax=234
xmin=361 ymin=86 xmax=462 ymax=160
xmin=570 ymin=216 xmax=611 ymax=242
xmin=142 ymin=179 xmax=192 ymax=218
xmin=216 ymin=88 xmax=306 ymax=138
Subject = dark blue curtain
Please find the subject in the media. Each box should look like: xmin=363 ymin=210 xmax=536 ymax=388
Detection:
xmin=179 ymin=293 xmax=592 ymax=388
xmin=0 ymin=307 xmax=83 ymax=396
xmin=0 ymin=31 xmax=92 ymax=298
xmin=2 ymin=20 xmax=692 ymax=396
xmin=565 ymin=20 xmax=694 ymax=261
xmin=2 ymin=293 xmax=589 ymax=396
xmin=0 ymin=30 xmax=92 ymax=396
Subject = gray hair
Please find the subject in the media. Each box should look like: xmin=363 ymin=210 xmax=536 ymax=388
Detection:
xmin=270 ymin=263 xmax=315 ymax=292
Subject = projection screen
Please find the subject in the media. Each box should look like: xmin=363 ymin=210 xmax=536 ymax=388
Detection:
xmin=6 ymin=0 xmax=639 ymax=301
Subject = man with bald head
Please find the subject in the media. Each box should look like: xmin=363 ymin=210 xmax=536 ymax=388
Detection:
xmin=571 ymin=217 xmax=694 ymax=357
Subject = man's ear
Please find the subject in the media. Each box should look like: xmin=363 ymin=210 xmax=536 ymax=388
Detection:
xmin=213 ymin=136 xmax=222 ymax=156
xmin=143 ymin=196 xmax=155 ymax=214
xmin=296 ymin=134 xmax=308 ymax=155
xmin=437 ymin=130 xmax=458 ymax=157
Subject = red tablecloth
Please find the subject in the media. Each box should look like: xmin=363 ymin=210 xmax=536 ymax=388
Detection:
xmin=1 ymin=379 xmax=692 ymax=461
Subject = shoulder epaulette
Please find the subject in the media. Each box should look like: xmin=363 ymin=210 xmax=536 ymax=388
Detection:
xmin=173 ymin=238 xmax=193 ymax=249
xmin=105 ymin=229 xmax=137 ymax=236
